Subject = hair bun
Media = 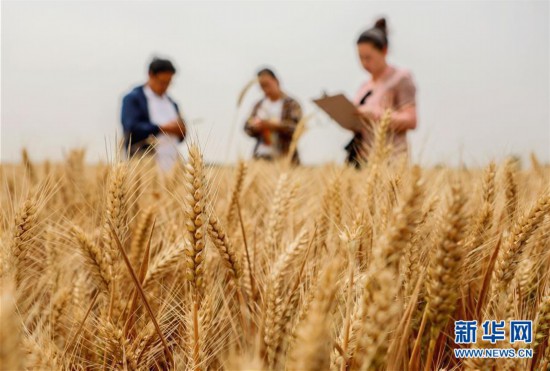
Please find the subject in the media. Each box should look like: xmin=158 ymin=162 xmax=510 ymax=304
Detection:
xmin=374 ymin=17 xmax=387 ymax=34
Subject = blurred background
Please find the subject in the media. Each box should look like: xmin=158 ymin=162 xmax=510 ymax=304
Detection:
xmin=1 ymin=0 xmax=548 ymax=167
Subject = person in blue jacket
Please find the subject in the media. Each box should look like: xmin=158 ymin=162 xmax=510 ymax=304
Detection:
xmin=121 ymin=58 xmax=186 ymax=170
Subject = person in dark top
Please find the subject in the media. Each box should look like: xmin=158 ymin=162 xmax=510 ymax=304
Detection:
xmin=121 ymin=58 xmax=186 ymax=170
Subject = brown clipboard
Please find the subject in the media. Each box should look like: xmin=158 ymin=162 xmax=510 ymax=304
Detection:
xmin=313 ymin=94 xmax=362 ymax=131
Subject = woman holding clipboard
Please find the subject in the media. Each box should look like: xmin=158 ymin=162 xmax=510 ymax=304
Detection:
xmin=346 ymin=18 xmax=418 ymax=167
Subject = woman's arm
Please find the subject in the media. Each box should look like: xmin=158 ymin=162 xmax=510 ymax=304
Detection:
xmin=357 ymin=104 xmax=416 ymax=132
xmin=391 ymin=71 xmax=417 ymax=132
xmin=244 ymin=101 xmax=263 ymax=137
xmin=388 ymin=104 xmax=417 ymax=132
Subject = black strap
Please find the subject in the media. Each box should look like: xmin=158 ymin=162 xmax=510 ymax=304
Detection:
xmin=344 ymin=90 xmax=372 ymax=167
xmin=359 ymin=90 xmax=373 ymax=105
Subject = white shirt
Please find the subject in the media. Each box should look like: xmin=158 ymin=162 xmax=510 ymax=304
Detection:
xmin=255 ymin=98 xmax=284 ymax=157
xmin=143 ymin=85 xmax=180 ymax=172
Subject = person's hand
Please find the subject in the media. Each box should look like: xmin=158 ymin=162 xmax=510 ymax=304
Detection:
xmin=356 ymin=105 xmax=382 ymax=123
xmin=160 ymin=119 xmax=185 ymax=139
xmin=250 ymin=117 xmax=280 ymax=131
xmin=249 ymin=117 xmax=264 ymax=131
xmin=250 ymin=117 xmax=282 ymax=132
xmin=259 ymin=119 xmax=281 ymax=131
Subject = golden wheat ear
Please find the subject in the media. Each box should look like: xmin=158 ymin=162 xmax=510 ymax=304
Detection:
xmin=0 ymin=282 xmax=24 ymax=370
xmin=5 ymin=141 xmax=550 ymax=371
xmin=236 ymin=77 xmax=259 ymax=108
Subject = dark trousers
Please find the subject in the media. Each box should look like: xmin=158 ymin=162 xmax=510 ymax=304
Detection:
xmin=345 ymin=134 xmax=364 ymax=169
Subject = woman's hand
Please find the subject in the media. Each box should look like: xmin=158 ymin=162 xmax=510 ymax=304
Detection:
xmin=262 ymin=119 xmax=282 ymax=131
xmin=356 ymin=105 xmax=382 ymax=123
xmin=250 ymin=118 xmax=281 ymax=131
xmin=249 ymin=117 xmax=263 ymax=130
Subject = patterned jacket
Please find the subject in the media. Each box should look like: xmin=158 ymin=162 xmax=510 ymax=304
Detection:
xmin=244 ymin=94 xmax=302 ymax=162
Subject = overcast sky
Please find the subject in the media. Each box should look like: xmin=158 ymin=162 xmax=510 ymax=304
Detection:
xmin=2 ymin=0 xmax=549 ymax=166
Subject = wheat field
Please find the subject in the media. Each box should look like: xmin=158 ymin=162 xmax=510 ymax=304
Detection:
xmin=1 ymin=126 xmax=549 ymax=370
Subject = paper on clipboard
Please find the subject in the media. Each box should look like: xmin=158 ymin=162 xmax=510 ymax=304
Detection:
xmin=313 ymin=94 xmax=362 ymax=131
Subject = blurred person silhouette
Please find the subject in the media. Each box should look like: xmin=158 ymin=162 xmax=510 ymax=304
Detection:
xmin=121 ymin=58 xmax=186 ymax=171
xmin=346 ymin=18 xmax=418 ymax=168
xmin=244 ymin=68 xmax=302 ymax=163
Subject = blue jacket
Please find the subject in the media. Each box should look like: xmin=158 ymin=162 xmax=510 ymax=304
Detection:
xmin=120 ymin=85 xmax=182 ymax=154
